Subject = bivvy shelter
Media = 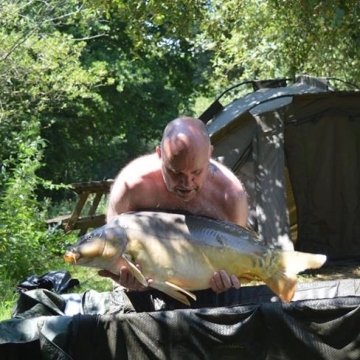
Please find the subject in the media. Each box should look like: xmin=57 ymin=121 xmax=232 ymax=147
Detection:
xmin=2 ymin=75 xmax=360 ymax=359
xmin=202 ymin=75 xmax=360 ymax=261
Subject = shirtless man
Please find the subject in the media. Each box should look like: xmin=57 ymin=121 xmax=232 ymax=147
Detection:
xmin=100 ymin=117 xmax=249 ymax=296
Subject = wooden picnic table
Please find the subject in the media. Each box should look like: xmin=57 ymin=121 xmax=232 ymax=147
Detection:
xmin=46 ymin=180 xmax=114 ymax=235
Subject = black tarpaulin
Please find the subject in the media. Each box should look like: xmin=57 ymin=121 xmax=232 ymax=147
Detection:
xmin=2 ymin=279 xmax=360 ymax=359
xmin=66 ymin=297 xmax=360 ymax=360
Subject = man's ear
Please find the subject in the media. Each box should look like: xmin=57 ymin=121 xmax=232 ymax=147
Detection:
xmin=209 ymin=145 xmax=214 ymax=157
xmin=156 ymin=145 xmax=162 ymax=158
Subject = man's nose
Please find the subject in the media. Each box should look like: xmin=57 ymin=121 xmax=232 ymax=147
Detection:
xmin=180 ymin=174 xmax=193 ymax=187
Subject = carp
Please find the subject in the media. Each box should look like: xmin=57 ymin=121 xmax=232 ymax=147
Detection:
xmin=64 ymin=211 xmax=327 ymax=305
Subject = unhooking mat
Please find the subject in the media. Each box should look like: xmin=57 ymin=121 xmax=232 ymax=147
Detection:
xmin=1 ymin=279 xmax=360 ymax=359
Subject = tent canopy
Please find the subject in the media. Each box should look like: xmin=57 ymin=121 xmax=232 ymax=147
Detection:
xmin=202 ymin=76 xmax=360 ymax=260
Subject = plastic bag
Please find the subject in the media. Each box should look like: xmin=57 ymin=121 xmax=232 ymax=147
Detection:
xmin=16 ymin=270 xmax=79 ymax=294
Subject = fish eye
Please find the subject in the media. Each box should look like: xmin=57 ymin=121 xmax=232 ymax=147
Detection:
xmin=83 ymin=233 xmax=93 ymax=242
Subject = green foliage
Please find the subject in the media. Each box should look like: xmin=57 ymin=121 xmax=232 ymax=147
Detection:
xmin=0 ymin=0 xmax=113 ymax=191
xmin=0 ymin=282 xmax=18 ymax=321
xmin=0 ymin=118 xmax=67 ymax=281
xmin=0 ymin=0 xmax=205 ymax=190
xmin=2 ymin=0 xmax=360 ymax=198
xmin=197 ymin=0 xmax=360 ymax=91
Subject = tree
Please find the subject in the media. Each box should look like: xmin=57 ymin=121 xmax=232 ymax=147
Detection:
xmin=0 ymin=0 xmax=209 ymax=283
xmin=198 ymin=0 xmax=360 ymax=92
xmin=0 ymin=0 xmax=107 ymax=280
xmin=0 ymin=0 xmax=111 ymax=187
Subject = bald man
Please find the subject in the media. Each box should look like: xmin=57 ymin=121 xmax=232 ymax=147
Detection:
xmin=101 ymin=117 xmax=249 ymax=303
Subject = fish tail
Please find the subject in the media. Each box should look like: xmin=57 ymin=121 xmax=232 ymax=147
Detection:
xmin=264 ymin=251 xmax=327 ymax=302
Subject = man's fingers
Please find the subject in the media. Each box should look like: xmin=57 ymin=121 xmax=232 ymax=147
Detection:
xmin=210 ymin=271 xmax=227 ymax=293
xmin=230 ymin=274 xmax=241 ymax=289
xmin=219 ymin=270 xmax=232 ymax=288
xmin=210 ymin=271 xmax=241 ymax=293
xmin=120 ymin=267 xmax=136 ymax=288
xmin=98 ymin=269 xmax=118 ymax=281
xmin=98 ymin=264 xmax=151 ymax=291
xmin=211 ymin=271 xmax=222 ymax=291
xmin=119 ymin=265 xmax=150 ymax=291
xmin=98 ymin=269 xmax=110 ymax=277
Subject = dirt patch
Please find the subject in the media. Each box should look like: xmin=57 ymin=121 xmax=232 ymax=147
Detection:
xmin=298 ymin=262 xmax=360 ymax=282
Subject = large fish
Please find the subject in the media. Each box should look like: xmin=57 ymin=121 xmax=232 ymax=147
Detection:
xmin=64 ymin=211 xmax=326 ymax=305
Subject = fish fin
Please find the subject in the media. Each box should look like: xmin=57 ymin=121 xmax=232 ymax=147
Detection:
xmin=164 ymin=281 xmax=197 ymax=301
xmin=150 ymin=281 xmax=197 ymax=306
xmin=122 ymin=255 xmax=148 ymax=287
xmin=265 ymin=251 xmax=327 ymax=302
xmin=238 ymin=277 xmax=253 ymax=284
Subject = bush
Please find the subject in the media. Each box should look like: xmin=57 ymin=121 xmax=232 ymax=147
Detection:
xmin=0 ymin=120 xmax=67 ymax=285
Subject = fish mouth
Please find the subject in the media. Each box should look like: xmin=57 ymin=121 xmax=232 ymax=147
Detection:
xmin=64 ymin=250 xmax=81 ymax=264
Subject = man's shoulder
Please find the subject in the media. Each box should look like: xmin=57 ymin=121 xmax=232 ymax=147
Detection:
xmin=129 ymin=152 xmax=159 ymax=164
xmin=122 ymin=153 xmax=160 ymax=173
xmin=210 ymin=159 xmax=237 ymax=180
xmin=113 ymin=153 xmax=161 ymax=192
xmin=209 ymin=159 xmax=246 ymax=192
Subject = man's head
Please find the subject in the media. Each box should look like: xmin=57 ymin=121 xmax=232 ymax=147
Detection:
xmin=156 ymin=117 xmax=213 ymax=202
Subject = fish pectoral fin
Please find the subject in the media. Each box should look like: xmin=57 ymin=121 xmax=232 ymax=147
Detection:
xmin=122 ymin=255 xmax=148 ymax=287
xmin=150 ymin=281 xmax=197 ymax=306
xmin=165 ymin=281 xmax=197 ymax=301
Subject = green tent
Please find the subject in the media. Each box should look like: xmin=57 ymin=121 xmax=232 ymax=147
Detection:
xmin=202 ymin=75 xmax=360 ymax=260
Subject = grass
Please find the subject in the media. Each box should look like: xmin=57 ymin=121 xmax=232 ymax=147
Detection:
xmin=68 ymin=266 xmax=114 ymax=293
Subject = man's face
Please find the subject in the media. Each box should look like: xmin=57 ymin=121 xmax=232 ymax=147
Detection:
xmin=157 ymin=145 xmax=211 ymax=202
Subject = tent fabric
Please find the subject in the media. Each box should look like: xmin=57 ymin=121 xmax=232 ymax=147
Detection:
xmin=252 ymin=109 xmax=291 ymax=249
xmin=207 ymin=80 xmax=330 ymax=250
xmin=11 ymin=288 xmax=137 ymax=319
xmin=2 ymin=280 xmax=360 ymax=359
xmin=207 ymin=78 xmax=360 ymax=260
xmin=284 ymin=93 xmax=360 ymax=259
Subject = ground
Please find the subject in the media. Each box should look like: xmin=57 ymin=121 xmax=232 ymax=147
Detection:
xmin=299 ymin=261 xmax=360 ymax=282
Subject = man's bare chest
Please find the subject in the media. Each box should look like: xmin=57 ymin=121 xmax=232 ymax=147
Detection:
xmin=148 ymin=193 xmax=225 ymax=220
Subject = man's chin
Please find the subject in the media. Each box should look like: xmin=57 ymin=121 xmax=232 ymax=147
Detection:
xmin=175 ymin=190 xmax=196 ymax=202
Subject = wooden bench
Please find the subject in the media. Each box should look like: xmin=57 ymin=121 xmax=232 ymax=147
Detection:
xmin=46 ymin=180 xmax=114 ymax=235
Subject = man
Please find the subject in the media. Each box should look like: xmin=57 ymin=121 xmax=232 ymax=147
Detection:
xmin=100 ymin=117 xmax=249 ymax=305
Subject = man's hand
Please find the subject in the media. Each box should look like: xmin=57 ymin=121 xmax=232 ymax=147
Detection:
xmin=210 ymin=270 xmax=241 ymax=294
xmin=98 ymin=265 xmax=151 ymax=291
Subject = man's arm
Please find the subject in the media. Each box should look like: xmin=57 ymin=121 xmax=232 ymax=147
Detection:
xmin=102 ymin=169 xmax=151 ymax=291
xmin=209 ymin=193 xmax=247 ymax=294
xmin=229 ymin=186 xmax=249 ymax=227
xmin=106 ymin=172 xmax=132 ymax=223
xmin=209 ymin=164 xmax=249 ymax=293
